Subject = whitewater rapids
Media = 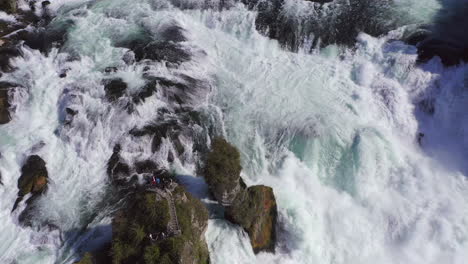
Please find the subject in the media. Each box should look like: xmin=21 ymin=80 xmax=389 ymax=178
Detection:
xmin=1 ymin=0 xmax=468 ymax=263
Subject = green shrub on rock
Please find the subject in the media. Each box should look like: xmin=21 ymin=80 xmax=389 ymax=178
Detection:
xmin=111 ymin=186 xmax=209 ymax=264
xmin=204 ymin=137 xmax=242 ymax=205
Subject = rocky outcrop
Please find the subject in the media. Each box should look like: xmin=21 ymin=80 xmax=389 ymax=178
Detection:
xmin=103 ymin=78 xmax=128 ymax=102
xmin=203 ymin=137 xmax=243 ymax=206
xmin=107 ymin=145 xmax=131 ymax=185
xmin=417 ymin=39 xmax=468 ymax=66
xmin=242 ymin=0 xmax=395 ymax=51
xmin=0 ymin=81 xmax=15 ymax=124
xmin=13 ymin=155 xmax=48 ymax=212
xmin=111 ymin=185 xmax=209 ymax=264
xmin=203 ymin=137 xmax=278 ymax=253
xmin=226 ymin=185 xmax=277 ymax=253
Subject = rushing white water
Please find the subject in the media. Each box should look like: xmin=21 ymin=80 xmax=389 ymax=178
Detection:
xmin=1 ymin=0 xmax=468 ymax=263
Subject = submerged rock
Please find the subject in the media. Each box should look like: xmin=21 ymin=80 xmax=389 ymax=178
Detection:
xmin=111 ymin=185 xmax=209 ymax=264
xmin=243 ymin=0 xmax=395 ymax=51
xmin=103 ymin=78 xmax=128 ymax=101
xmin=13 ymin=155 xmax=49 ymax=212
xmin=203 ymin=137 xmax=278 ymax=253
xmin=225 ymin=185 xmax=277 ymax=253
xmin=128 ymin=40 xmax=191 ymax=65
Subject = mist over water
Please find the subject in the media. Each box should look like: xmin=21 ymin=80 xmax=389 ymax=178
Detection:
xmin=1 ymin=0 xmax=468 ymax=263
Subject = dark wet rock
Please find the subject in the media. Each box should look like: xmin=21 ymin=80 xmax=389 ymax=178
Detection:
xmin=12 ymin=155 xmax=48 ymax=212
xmin=129 ymin=40 xmax=191 ymax=64
xmin=417 ymin=38 xmax=468 ymax=66
xmin=65 ymin=108 xmax=78 ymax=116
xmin=63 ymin=107 xmax=78 ymax=125
xmin=417 ymin=132 xmax=425 ymax=146
xmin=107 ymin=145 xmax=131 ymax=185
xmin=0 ymin=0 xmax=17 ymax=14
xmin=203 ymin=137 xmax=243 ymax=206
xmin=42 ymin=1 xmax=51 ymax=8
xmin=160 ymin=25 xmax=187 ymax=43
xmin=243 ymin=0 xmax=395 ymax=51
xmin=104 ymin=67 xmax=118 ymax=73
xmin=0 ymin=43 xmax=22 ymax=72
xmin=135 ymin=160 xmax=158 ymax=174
xmin=139 ymin=74 xmax=211 ymax=107
xmin=418 ymin=98 xmax=435 ymax=115
xmin=111 ymin=185 xmax=209 ymax=264
xmin=103 ymin=78 xmax=127 ymax=101
xmin=173 ymin=137 xmax=185 ymax=156
xmin=402 ymin=27 xmax=432 ymax=46
xmin=0 ymin=81 xmax=16 ymax=124
xmin=225 ymin=185 xmax=277 ymax=253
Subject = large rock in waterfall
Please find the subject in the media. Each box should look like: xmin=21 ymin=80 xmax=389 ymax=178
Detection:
xmin=12 ymin=155 xmax=49 ymax=212
xmin=225 ymin=185 xmax=277 ymax=253
xmin=0 ymin=81 xmax=16 ymax=124
xmin=203 ymin=137 xmax=278 ymax=253
xmin=203 ymin=137 xmax=243 ymax=206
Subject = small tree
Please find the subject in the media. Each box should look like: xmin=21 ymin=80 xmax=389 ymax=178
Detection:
xmin=204 ymin=137 xmax=242 ymax=196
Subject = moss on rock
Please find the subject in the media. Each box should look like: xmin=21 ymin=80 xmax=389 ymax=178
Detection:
xmin=226 ymin=185 xmax=277 ymax=253
xmin=204 ymin=137 xmax=242 ymax=205
xmin=0 ymin=0 xmax=17 ymax=14
xmin=111 ymin=185 xmax=209 ymax=264
xmin=203 ymin=137 xmax=278 ymax=253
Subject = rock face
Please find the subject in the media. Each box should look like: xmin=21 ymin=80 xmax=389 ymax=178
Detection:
xmin=203 ymin=137 xmax=242 ymax=206
xmin=0 ymin=82 xmax=13 ymax=124
xmin=203 ymin=137 xmax=278 ymax=253
xmin=111 ymin=185 xmax=209 ymax=264
xmin=13 ymin=155 xmax=49 ymax=211
xmin=241 ymin=0 xmax=394 ymax=51
xmin=226 ymin=186 xmax=277 ymax=253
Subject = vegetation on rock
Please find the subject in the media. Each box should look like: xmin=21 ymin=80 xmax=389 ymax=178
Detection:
xmin=111 ymin=185 xmax=209 ymax=264
xmin=204 ymin=137 xmax=242 ymax=205
xmin=226 ymin=185 xmax=277 ymax=253
xmin=203 ymin=137 xmax=278 ymax=253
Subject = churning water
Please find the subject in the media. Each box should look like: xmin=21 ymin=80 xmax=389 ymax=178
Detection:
xmin=1 ymin=0 xmax=468 ymax=263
